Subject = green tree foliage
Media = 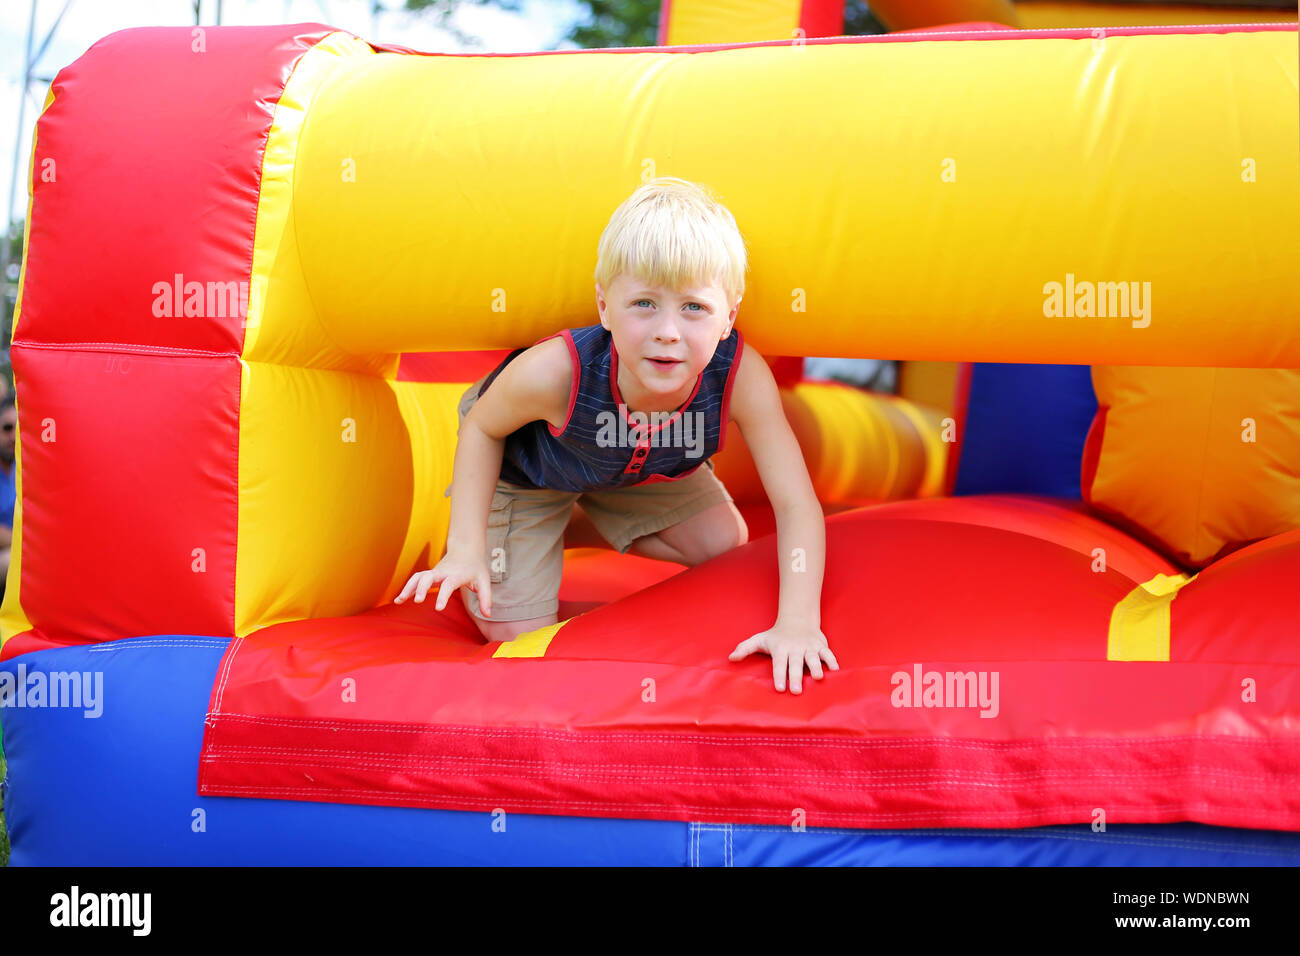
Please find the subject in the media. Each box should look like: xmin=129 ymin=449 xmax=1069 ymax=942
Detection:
xmin=568 ymin=0 xmax=658 ymax=49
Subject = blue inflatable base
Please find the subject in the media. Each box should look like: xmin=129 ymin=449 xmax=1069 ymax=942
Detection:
xmin=3 ymin=638 xmax=1298 ymax=866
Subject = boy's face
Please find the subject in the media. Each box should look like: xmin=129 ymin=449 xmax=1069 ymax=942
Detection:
xmin=595 ymin=272 xmax=739 ymax=407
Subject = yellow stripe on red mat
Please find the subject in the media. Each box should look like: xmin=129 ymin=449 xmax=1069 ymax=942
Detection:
xmin=1107 ymin=572 xmax=1198 ymax=662
xmin=492 ymin=618 xmax=573 ymax=659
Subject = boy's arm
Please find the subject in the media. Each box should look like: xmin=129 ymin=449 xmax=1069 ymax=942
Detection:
xmin=397 ymin=338 xmax=572 ymax=611
xmin=725 ymin=342 xmax=836 ymax=694
xmin=443 ymin=416 xmax=506 ymax=559
xmin=446 ymin=337 xmax=573 ymax=556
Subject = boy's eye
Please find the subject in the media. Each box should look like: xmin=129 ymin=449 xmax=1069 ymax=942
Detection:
xmin=631 ymin=299 xmax=704 ymax=311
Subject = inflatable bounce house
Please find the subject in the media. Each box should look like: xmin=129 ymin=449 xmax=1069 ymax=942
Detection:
xmin=2 ymin=0 xmax=1299 ymax=865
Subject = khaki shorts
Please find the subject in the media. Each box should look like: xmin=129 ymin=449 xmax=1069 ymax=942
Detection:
xmin=445 ymin=377 xmax=735 ymax=621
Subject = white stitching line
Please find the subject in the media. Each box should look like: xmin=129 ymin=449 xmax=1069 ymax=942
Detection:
xmin=695 ymin=823 xmax=730 ymax=867
xmin=204 ymin=717 xmax=1297 ymax=750
xmin=203 ymin=743 xmax=1293 ymax=775
xmin=196 ymin=786 xmax=1295 ymax=824
xmin=86 ymin=636 xmax=231 ymax=642
xmin=88 ymin=640 xmax=231 ymax=651
xmin=199 ymin=762 xmax=1292 ymax=794
xmin=211 ymin=637 xmax=245 ymax=718
xmin=199 ymin=750 xmax=1294 ymax=788
xmin=12 ymin=340 xmax=238 ymax=357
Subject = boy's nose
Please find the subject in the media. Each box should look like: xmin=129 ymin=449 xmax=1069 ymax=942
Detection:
xmin=652 ymin=315 xmax=681 ymax=341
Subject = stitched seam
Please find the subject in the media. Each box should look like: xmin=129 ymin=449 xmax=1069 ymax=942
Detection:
xmin=199 ymin=750 xmax=1295 ymax=785
xmin=195 ymin=787 xmax=1297 ymax=822
xmin=197 ymin=758 xmax=1292 ymax=792
xmin=211 ymin=637 xmax=245 ymax=718
xmin=88 ymin=640 xmax=231 ymax=651
xmin=11 ymin=340 xmax=238 ymax=357
xmin=203 ymin=717 xmax=1297 ymax=750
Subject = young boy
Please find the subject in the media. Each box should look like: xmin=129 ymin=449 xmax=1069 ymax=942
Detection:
xmin=395 ymin=178 xmax=836 ymax=694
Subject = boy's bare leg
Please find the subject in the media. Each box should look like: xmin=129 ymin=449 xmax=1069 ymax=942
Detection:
xmin=460 ymin=588 xmax=557 ymax=642
xmin=625 ymin=531 xmax=693 ymax=565
xmin=626 ymin=500 xmax=748 ymax=567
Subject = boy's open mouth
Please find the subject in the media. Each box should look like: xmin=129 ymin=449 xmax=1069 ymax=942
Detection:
xmin=647 ymin=358 xmax=681 ymax=370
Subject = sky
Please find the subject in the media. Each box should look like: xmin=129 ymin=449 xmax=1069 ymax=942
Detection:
xmin=0 ymin=0 xmax=586 ymax=247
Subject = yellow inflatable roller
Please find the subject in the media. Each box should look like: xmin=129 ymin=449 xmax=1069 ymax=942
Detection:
xmin=266 ymin=28 xmax=1298 ymax=365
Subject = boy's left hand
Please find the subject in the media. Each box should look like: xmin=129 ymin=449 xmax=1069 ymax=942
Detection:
xmin=729 ymin=624 xmax=839 ymax=694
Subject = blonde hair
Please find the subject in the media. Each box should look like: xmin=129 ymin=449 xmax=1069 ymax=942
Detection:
xmin=594 ymin=177 xmax=748 ymax=308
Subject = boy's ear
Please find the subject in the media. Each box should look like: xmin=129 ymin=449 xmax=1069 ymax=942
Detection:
xmin=595 ymin=283 xmax=608 ymax=326
xmin=721 ymin=298 xmax=741 ymax=337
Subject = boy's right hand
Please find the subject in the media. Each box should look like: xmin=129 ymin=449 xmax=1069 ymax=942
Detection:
xmin=393 ymin=552 xmax=492 ymax=616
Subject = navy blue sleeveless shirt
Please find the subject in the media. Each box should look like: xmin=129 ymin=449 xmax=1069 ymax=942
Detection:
xmin=477 ymin=323 xmax=744 ymax=492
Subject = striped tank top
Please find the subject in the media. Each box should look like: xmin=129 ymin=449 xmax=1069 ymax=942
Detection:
xmin=477 ymin=323 xmax=743 ymax=492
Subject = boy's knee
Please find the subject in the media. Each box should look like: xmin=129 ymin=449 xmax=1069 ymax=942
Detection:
xmin=674 ymin=503 xmax=747 ymax=566
xmin=474 ymin=614 xmax=558 ymax=643
xmin=461 ymin=590 xmax=557 ymax=641
xmin=703 ymin=503 xmax=747 ymax=560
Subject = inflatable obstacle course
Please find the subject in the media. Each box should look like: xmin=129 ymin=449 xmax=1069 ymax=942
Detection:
xmin=1 ymin=17 xmax=1298 ymax=864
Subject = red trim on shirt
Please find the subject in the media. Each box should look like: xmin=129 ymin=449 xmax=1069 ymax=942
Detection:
xmin=715 ymin=328 xmax=744 ymax=457
xmin=531 ymin=330 xmax=580 ymax=438
xmin=621 ymin=330 xmax=741 ymax=485
xmin=630 ymin=461 xmax=705 ymax=485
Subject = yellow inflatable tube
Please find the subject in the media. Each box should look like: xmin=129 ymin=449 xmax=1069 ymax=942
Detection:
xmin=716 ymin=384 xmax=948 ymax=505
xmin=279 ymin=29 xmax=1297 ymax=365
